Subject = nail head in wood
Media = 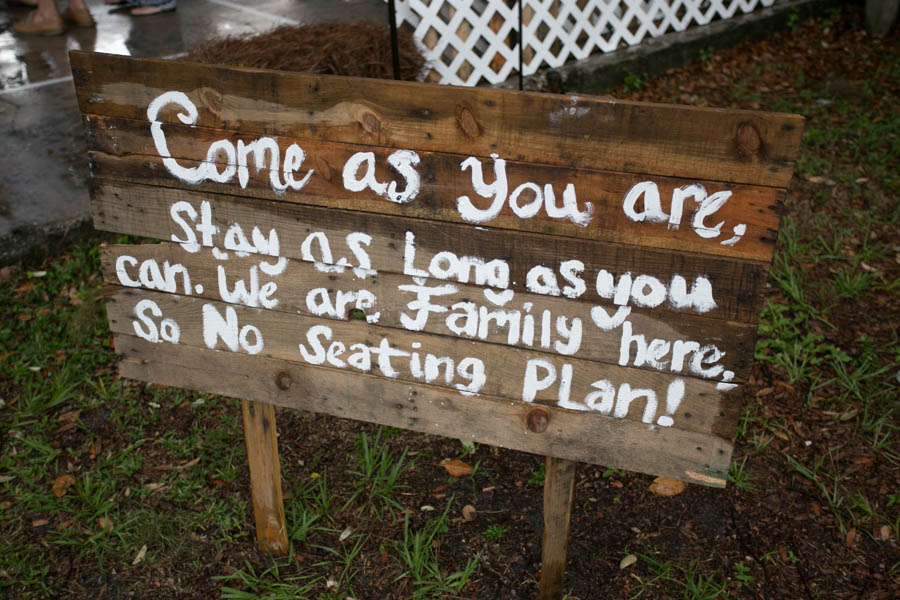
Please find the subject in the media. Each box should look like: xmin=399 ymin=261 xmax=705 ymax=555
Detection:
xmin=275 ymin=371 xmax=292 ymax=391
xmin=527 ymin=406 xmax=551 ymax=433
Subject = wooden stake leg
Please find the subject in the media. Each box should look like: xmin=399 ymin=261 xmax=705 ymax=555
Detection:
xmin=539 ymin=456 xmax=576 ymax=600
xmin=241 ymin=399 xmax=288 ymax=556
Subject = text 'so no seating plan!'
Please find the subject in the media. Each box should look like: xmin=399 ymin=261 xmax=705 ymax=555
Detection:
xmin=72 ymin=50 xmax=803 ymax=488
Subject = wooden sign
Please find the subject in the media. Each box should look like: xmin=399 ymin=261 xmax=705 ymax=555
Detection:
xmin=72 ymin=51 xmax=802 ymax=596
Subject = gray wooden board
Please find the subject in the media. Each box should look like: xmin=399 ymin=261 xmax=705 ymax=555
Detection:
xmin=115 ymin=333 xmax=732 ymax=487
xmin=92 ymin=180 xmax=769 ymax=324
xmin=70 ymin=52 xmax=803 ymax=188
xmin=83 ymin=114 xmax=784 ymax=262
xmin=100 ymin=243 xmax=757 ymax=381
xmin=104 ymin=285 xmax=741 ymax=437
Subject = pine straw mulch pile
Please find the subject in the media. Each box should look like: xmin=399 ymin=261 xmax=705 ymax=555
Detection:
xmin=185 ymin=22 xmax=425 ymax=81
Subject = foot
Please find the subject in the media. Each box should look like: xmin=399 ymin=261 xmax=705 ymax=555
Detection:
xmin=13 ymin=12 xmax=65 ymax=36
xmin=130 ymin=2 xmax=176 ymax=15
xmin=61 ymin=8 xmax=95 ymax=27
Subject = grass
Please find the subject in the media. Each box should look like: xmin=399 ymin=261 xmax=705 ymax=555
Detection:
xmin=394 ymin=501 xmax=479 ymax=599
xmin=344 ymin=429 xmax=413 ymax=517
xmin=631 ymin=555 xmax=728 ymax=599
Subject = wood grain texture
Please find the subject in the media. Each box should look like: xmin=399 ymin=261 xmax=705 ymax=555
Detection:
xmin=540 ymin=457 xmax=576 ymax=600
xmin=100 ymin=243 xmax=758 ymax=380
xmin=103 ymin=286 xmax=742 ymax=437
xmin=91 ymin=180 xmax=769 ymax=324
xmin=241 ymin=399 xmax=288 ymax=556
xmin=84 ymin=115 xmax=782 ymax=261
xmin=70 ymin=51 xmax=803 ymax=187
xmin=114 ymin=333 xmax=732 ymax=486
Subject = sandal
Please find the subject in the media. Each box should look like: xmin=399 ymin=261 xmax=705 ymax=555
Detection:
xmin=12 ymin=12 xmax=65 ymax=36
xmin=61 ymin=8 xmax=96 ymax=27
xmin=130 ymin=1 xmax=176 ymax=15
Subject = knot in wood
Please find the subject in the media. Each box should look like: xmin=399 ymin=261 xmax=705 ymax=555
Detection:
xmin=456 ymin=106 xmax=481 ymax=138
xmin=314 ymin=156 xmax=332 ymax=182
xmin=360 ymin=111 xmax=382 ymax=134
xmin=526 ymin=406 xmax=551 ymax=433
xmin=275 ymin=371 xmax=292 ymax=391
xmin=736 ymin=122 xmax=761 ymax=157
xmin=199 ymin=87 xmax=224 ymax=115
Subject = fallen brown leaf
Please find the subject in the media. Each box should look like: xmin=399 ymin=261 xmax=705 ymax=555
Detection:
xmin=462 ymin=504 xmax=477 ymax=522
xmin=98 ymin=517 xmax=114 ymax=532
xmin=846 ymin=528 xmax=858 ymax=547
xmin=58 ymin=410 xmax=81 ymax=423
xmin=440 ymin=458 xmax=472 ymax=477
xmin=648 ymin=476 xmax=686 ymax=497
xmin=51 ymin=474 xmax=76 ymax=498
xmin=878 ymin=525 xmax=891 ymax=541
xmin=32 ymin=519 xmax=50 ymax=528
xmin=15 ymin=282 xmax=37 ymax=296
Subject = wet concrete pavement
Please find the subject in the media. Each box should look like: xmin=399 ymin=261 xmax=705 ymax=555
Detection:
xmin=0 ymin=0 xmax=388 ymax=264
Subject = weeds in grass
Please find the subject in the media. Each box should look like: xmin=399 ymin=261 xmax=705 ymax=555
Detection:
xmin=217 ymin=559 xmax=317 ymax=599
xmin=631 ymin=555 xmax=728 ymax=599
xmin=728 ymin=456 xmax=757 ymax=493
xmin=393 ymin=501 xmax=478 ymax=599
xmin=528 ymin=462 xmax=546 ymax=486
xmin=623 ymin=68 xmax=646 ymax=91
xmin=786 ymin=452 xmax=850 ymax=532
xmin=345 ymin=429 xmax=413 ymax=517
xmin=482 ymin=524 xmax=507 ymax=541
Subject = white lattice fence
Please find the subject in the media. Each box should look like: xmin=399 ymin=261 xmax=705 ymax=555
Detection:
xmin=394 ymin=0 xmax=777 ymax=86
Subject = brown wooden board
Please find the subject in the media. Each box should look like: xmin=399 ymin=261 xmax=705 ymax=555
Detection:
xmin=70 ymin=51 xmax=803 ymax=187
xmin=73 ymin=52 xmax=803 ymax=488
xmin=84 ymin=115 xmax=783 ymax=262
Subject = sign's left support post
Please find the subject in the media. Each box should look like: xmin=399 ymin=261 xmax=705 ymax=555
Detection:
xmin=539 ymin=456 xmax=576 ymax=600
xmin=241 ymin=399 xmax=289 ymax=556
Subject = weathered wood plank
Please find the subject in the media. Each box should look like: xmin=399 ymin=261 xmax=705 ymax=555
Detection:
xmin=540 ymin=457 xmax=576 ymax=600
xmin=99 ymin=242 xmax=758 ymax=379
xmin=103 ymin=285 xmax=742 ymax=437
xmin=91 ymin=180 xmax=769 ymax=324
xmin=70 ymin=51 xmax=803 ymax=187
xmin=114 ymin=333 xmax=732 ymax=487
xmin=84 ymin=115 xmax=782 ymax=261
xmin=241 ymin=399 xmax=289 ymax=556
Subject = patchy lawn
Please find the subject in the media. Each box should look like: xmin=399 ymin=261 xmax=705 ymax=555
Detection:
xmin=1 ymin=5 xmax=897 ymax=599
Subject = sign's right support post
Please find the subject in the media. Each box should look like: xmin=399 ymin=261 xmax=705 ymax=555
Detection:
xmin=539 ymin=456 xmax=577 ymax=600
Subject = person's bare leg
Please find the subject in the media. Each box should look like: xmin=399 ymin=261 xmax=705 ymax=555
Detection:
xmin=31 ymin=0 xmax=61 ymax=21
xmin=13 ymin=0 xmax=65 ymax=35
